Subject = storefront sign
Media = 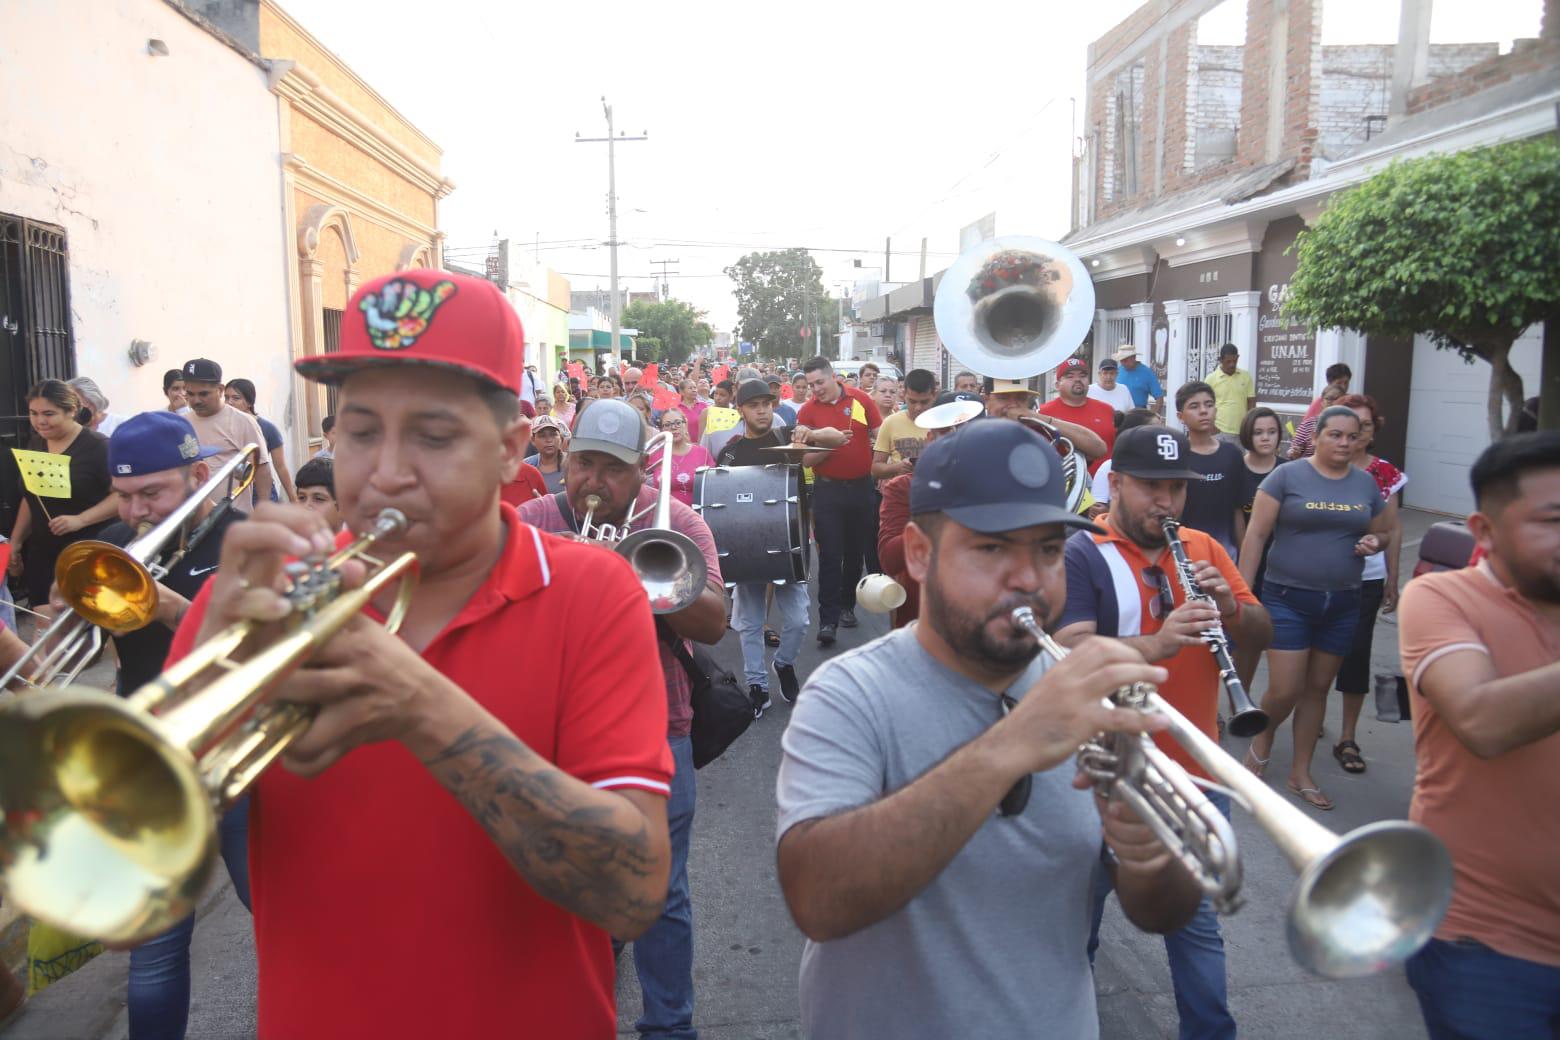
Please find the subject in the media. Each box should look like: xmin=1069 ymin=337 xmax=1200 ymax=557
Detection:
xmin=1254 ymin=218 xmax=1315 ymax=403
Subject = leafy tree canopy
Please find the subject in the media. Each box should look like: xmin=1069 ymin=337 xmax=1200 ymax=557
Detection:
xmin=1284 ymin=137 xmax=1559 ymax=435
xmin=725 ymin=248 xmax=837 ymax=360
xmin=620 ymin=298 xmax=713 ymax=367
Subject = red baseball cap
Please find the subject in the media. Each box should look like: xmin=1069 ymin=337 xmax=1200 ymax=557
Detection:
xmin=294 ymin=269 xmax=524 ymax=394
xmin=1056 ymin=357 xmax=1088 ymax=377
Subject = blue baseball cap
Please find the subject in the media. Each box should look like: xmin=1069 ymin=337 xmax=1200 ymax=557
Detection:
xmin=910 ymin=419 xmax=1101 ymax=535
xmin=108 ymin=411 xmax=220 ymax=477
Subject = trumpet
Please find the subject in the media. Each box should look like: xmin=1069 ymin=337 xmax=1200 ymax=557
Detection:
xmin=1159 ymin=517 xmax=1268 ymax=738
xmin=0 ymin=508 xmax=417 ymax=944
xmin=1009 ymin=606 xmax=1453 ymax=978
xmin=1 ymin=444 xmax=260 ymax=693
xmin=577 ymin=431 xmax=708 ymax=615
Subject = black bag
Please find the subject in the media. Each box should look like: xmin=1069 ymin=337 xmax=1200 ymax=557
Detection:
xmin=658 ymin=619 xmax=752 ymax=769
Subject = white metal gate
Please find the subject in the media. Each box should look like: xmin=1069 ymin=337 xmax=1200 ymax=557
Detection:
xmin=1184 ymin=298 xmax=1233 ymax=381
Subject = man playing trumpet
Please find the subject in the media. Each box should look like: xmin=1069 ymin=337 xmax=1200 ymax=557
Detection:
xmin=515 ymin=396 xmax=726 ymax=1040
xmin=776 ymin=419 xmax=1201 ymax=1039
xmin=166 ymin=271 xmax=677 ymax=1039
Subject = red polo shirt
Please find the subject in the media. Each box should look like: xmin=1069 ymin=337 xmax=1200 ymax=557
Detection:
xmin=1039 ymin=395 xmax=1117 ymax=475
xmin=165 ymin=504 xmax=671 ymax=1039
xmin=796 ymin=383 xmax=882 ymax=480
xmin=499 ymin=461 xmax=548 ymax=506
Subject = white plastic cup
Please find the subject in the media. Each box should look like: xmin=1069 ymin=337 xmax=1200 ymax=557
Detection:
xmin=856 ymin=573 xmax=907 ymax=614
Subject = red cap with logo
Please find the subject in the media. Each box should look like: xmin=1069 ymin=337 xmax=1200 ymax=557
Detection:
xmin=294 ymin=270 xmax=524 ymax=394
xmin=1055 ymin=357 xmax=1088 ymax=377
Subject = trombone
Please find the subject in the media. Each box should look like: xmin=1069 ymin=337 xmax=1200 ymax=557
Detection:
xmin=578 ymin=430 xmax=708 ymax=615
xmin=1010 ymin=606 xmax=1454 ymax=979
xmin=0 ymin=444 xmax=260 ymax=693
xmin=0 ymin=508 xmax=417 ymax=945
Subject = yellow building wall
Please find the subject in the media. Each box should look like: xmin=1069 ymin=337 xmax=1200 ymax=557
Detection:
xmin=288 ymin=114 xmax=436 ymax=230
xmin=259 ymin=2 xmax=441 ymax=169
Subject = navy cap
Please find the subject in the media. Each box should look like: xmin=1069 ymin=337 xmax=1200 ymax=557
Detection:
xmin=1111 ymin=425 xmax=1201 ymax=481
xmin=108 ymin=411 xmax=219 ymax=477
xmin=910 ymin=420 xmax=1102 ymax=535
xmin=933 ymin=390 xmax=980 ymax=407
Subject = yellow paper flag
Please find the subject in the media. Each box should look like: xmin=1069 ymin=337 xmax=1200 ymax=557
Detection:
xmin=702 ymin=406 xmax=742 ymax=435
xmin=12 ymin=448 xmax=72 ymax=499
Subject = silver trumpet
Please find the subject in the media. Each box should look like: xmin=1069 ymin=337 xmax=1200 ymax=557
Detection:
xmin=1010 ymin=606 xmax=1453 ymax=978
xmin=578 ymin=430 xmax=707 ymax=614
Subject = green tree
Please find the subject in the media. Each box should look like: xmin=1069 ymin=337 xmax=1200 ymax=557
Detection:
xmin=725 ymin=248 xmax=837 ymax=360
xmin=620 ymin=298 xmax=713 ymax=367
xmin=1283 ymin=137 xmax=1559 ymax=437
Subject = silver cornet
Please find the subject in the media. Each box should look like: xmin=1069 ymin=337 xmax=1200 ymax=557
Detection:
xmin=1010 ymin=606 xmax=1453 ymax=978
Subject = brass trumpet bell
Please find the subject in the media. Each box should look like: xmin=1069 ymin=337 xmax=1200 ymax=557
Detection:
xmin=0 ymin=691 xmax=215 ymax=943
xmin=53 ymin=540 xmax=161 ymax=635
xmin=0 ymin=509 xmax=418 ymax=944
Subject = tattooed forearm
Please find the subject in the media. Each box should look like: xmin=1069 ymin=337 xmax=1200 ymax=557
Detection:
xmin=423 ymin=725 xmax=669 ymax=937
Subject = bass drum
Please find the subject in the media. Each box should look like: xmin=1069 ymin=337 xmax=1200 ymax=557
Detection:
xmin=692 ymin=464 xmax=809 ymax=586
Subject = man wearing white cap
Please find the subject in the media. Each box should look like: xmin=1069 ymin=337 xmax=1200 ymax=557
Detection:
xmin=1114 ymin=346 xmax=1164 ymax=411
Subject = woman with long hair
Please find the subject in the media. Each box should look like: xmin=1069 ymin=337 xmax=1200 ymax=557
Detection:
xmin=674 ymin=379 xmax=707 ymax=437
xmin=1234 ymin=406 xmax=1285 ymax=690
xmin=1238 ymin=407 xmax=1396 ymax=810
xmin=6 ymin=380 xmax=117 ymax=624
xmin=224 ymin=378 xmax=297 ymax=503
xmin=1329 ymin=393 xmax=1407 ymax=775
xmin=647 ymin=407 xmax=713 ymax=509
xmin=553 ymin=383 xmax=576 ymax=428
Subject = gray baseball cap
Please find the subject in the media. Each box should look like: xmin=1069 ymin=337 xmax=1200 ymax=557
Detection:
xmin=568 ymin=398 xmax=647 ymax=464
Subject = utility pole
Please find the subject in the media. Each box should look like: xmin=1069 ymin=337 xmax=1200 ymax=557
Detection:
xmin=575 ymin=97 xmax=647 ymax=362
xmin=651 ymin=258 xmax=680 ymax=301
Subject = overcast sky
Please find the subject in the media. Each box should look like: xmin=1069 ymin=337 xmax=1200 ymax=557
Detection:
xmin=280 ymin=0 xmax=1539 ymax=332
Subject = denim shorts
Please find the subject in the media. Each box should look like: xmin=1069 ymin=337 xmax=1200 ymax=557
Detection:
xmin=1261 ymin=581 xmax=1362 ymax=656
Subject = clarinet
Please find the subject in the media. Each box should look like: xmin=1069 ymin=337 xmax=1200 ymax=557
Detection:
xmin=1160 ymin=517 xmax=1269 ymax=738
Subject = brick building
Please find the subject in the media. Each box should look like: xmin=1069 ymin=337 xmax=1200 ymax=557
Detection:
xmin=1064 ymin=0 xmax=1557 ymax=514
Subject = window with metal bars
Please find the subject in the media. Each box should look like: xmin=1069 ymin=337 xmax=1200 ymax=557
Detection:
xmin=1 ymin=214 xmax=75 ymax=535
xmin=322 ymin=307 xmax=344 ymax=419
xmin=1184 ymin=299 xmax=1233 ymax=382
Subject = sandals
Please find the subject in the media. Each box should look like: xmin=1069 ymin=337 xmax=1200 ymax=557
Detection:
xmin=1286 ymin=781 xmax=1335 ymax=811
xmin=1243 ymin=747 xmax=1269 ymax=778
xmin=1333 ymin=740 xmax=1367 ymax=774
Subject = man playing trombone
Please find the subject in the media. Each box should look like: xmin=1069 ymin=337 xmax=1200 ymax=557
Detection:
xmin=776 ymin=419 xmax=1201 ymax=1039
xmin=515 ymin=395 xmax=726 ymax=1040
xmin=1054 ymin=425 xmax=1271 ymax=1040
xmin=164 ymin=271 xmax=678 ymax=1038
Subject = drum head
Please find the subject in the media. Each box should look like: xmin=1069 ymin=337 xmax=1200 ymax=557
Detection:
xmin=693 ymin=465 xmax=809 ymax=586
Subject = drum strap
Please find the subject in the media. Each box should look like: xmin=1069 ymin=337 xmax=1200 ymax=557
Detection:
xmin=553 ymin=490 xmax=578 ymax=534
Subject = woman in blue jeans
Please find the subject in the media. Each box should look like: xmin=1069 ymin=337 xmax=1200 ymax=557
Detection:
xmin=128 ymin=796 xmax=252 ymax=1040
xmin=1237 ymin=407 xmax=1395 ymax=811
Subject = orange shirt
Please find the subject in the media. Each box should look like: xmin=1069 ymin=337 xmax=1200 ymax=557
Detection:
xmin=1059 ymin=516 xmax=1259 ymax=779
xmin=1398 ymin=563 xmax=1560 ymax=966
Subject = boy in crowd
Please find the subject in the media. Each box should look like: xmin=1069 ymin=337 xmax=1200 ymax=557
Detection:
xmin=1175 ymin=381 xmax=1246 ymax=557
xmin=293 ymin=457 xmax=343 ymax=532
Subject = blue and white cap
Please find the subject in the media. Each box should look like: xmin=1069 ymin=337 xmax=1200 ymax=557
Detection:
xmin=108 ymin=411 xmax=219 ymax=477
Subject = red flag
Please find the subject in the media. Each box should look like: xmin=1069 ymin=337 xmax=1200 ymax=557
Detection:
xmin=779 ymin=382 xmax=794 ymax=400
xmin=566 ymin=360 xmax=586 ymax=382
xmin=712 ymin=364 xmax=730 ymax=383
xmin=641 ymin=362 xmax=659 ymax=387
xmin=652 ymin=385 xmax=680 ymax=411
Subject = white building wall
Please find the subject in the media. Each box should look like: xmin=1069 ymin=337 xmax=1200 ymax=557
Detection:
xmin=1 ymin=0 xmax=291 ymax=441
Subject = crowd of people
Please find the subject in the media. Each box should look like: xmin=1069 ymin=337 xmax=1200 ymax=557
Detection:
xmin=0 ymin=271 xmax=1554 ymax=1040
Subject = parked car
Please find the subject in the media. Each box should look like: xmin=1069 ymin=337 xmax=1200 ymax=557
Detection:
xmin=1412 ymin=519 xmax=1477 ymax=581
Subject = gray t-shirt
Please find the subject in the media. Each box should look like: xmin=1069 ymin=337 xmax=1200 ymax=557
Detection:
xmin=1258 ymin=460 xmax=1385 ymax=591
xmin=776 ymin=626 xmax=1103 ymax=1040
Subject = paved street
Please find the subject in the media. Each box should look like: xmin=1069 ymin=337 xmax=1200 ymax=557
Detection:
xmin=3 ymin=511 xmax=1448 ymax=1040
